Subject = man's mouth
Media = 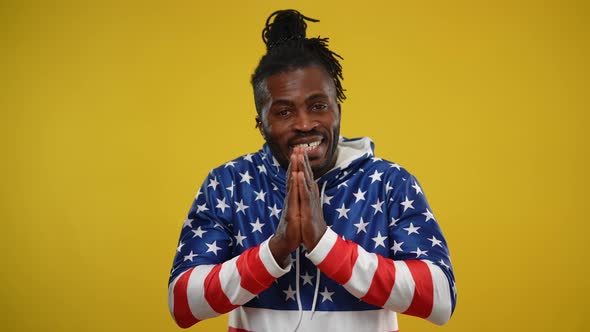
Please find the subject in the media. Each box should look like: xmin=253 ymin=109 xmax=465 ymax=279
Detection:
xmin=289 ymin=138 xmax=324 ymax=153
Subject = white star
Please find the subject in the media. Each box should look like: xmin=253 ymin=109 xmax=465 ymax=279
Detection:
xmin=235 ymin=200 xmax=249 ymax=214
xmin=371 ymin=198 xmax=384 ymax=215
xmin=320 ymin=287 xmax=335 ymax=302
xmin=243 ymin=153 xmax=254 ymax=162
xmin=391 ymin=240 xmax=404 ymax=254
xmin=385 ymin=182 xmax=394 ymax=193
xmin=322 ymin=194 xmax=333 ymax=205
xmin=215 ymin=197 xmax=230 ymax=213
xmin=268 ymin=204 xmax=282 ymax=219
xmin=176 ymin=241 xmax=185 ymax=252
xmin=195 ymin=190 xmax=202 ymax=200
xmin=283 ymin=285 xmax=296 ymax=301
xmin=191 ymin=226 xmax=207 ymax=238
xmin=422 ymin=209 xmax=436 ymax=222
xmin=254 ymin=189 xmax=266 ymax=202
xmin=428 ymin=235 xmax=443 ymax=247
xmin=371 ymin=157 xmax=382 ymax=162
xmin=226 ymin=181 xmax=234 ymax=197
xmin=389 ymin=217 xmax=400 ymax=227
xmin=196 ymin=203 xmax=209 ymax=214
xmin=183 ymin=250 xmax=197 ymax=262
xmin=369 ymin=170 xmax=383 ymax=183
xmin=335 ymin=203 xmax=350 ymax=219
xmin=440 ymin=259 xmax=450 ymax=269
xmin=250 ymin=218 xmax=265 ymax=233
xmin=372 ymin=231 xmax=387 ymax=248
xmin=452 ymin=281 xmax=457 ymax=298
xmin=390 ymin=163 xmax=402 ymax=170
xmin=206 ymin=241 xmax=222 ymax=255
xmin=224 ymin=160 xmax=237 ymax=168
xmin=337 ymin=180 xmax=349 ymax=189
xmin=400 ymin=196 xmax=415 ymax=212
xmin=301 ymin=271 xmax=314 ymax=286
xmin=208 ymin=177 xmax=219 ymax=190
xmin=257 ymin=164 xmax=267 ymax=174
xmin=353 ymin=217 xmax=370 ymax=234
xmin=234 ymin=230 xmax=247 ymax=247
xmin=411 ymin=182 xmax=423 ymax=195
xmin=182 ymin=218 xmax=193 ymax=228
xmin=352 ymin=188 xmax=366 ymax=203
xmin=272 ymin=183 xmax=279 ymax=191
xmin=239 ymin=171 xmax=253 ymax=184
xmin=272 ymin=157 xmax=280 ymax=168
xmin=411 ymin=247 xmax=428 ymax=258
xmin=403 ymin=222 xmax=421 ymax=235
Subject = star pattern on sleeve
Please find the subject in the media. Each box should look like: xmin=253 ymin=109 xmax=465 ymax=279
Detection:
xmin=208 ymin=177 xmax=219 ymax=190
xmin=369 ymin=170 xmax=383 ymax=183
xmin=215 ymin=197 xmax=230 ymax=213
xmin=335 ymin=203 xmax=350 ymax=219
xmin=235 ymin=200 xmax=249 ymax=214
xmin=352 ymin=188 xmax=366 ymax=203
xmin=250 ymin=218 xmax=265 ymax=233
xmin=422 ymin=209 xmax=436 ymax=222
xmin=234 ymin=230 xmax=247 ymax=247
xmin=353 ymin=217 xmax=370 ymax=234
xmin=268 ymin=204 xmax=282 ymax=219
xmin=205 ymin=241 xmax=222 ymax=255
xmin=400 ymin=196 xmax=415 ymax=212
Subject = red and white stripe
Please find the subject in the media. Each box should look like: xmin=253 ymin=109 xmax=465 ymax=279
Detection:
xmin=306 ymin=228 xmax=452 ymax=325
xmin=168 ymin=239 xmax=290 ymax=328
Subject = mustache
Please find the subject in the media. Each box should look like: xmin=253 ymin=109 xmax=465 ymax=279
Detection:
xmin=288 ymin=131 xmax=325 ymax=144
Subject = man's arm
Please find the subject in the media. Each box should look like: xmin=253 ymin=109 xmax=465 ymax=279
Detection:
xmin=167 ymin=171 xmax=291 ymax=328
xmin=298 ymin=154 xmax=456 ymax=325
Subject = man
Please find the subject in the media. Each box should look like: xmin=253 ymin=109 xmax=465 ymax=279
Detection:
xmin=168 ymin=9 xmax=456 ymax=331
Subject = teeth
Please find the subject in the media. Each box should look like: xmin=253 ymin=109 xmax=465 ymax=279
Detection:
xmin=295 ymin=141 xmax=321 ymax=150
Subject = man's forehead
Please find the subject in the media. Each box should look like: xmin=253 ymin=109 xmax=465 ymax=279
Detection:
xmin=265 ymin=66 xmax=336 ymax=101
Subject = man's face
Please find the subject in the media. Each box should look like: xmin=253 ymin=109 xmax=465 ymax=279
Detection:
xmin=259 ymin=65 xmax=341 ymax=179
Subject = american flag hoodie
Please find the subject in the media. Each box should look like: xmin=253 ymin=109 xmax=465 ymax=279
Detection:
xmin=168 ymin=136 xmax=457 ymax=331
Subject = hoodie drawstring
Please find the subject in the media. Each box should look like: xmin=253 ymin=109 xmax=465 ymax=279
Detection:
xmin=293 ymin=180 xmax=328 ymax=331
xmin=310 ymin=181 xmax=328 ymax=319
xmin=293 ymin=247 xmax=303 ymax=332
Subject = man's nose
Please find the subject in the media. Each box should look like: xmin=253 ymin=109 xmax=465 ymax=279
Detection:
xmin=292 ymin=110 xmax=317 ymax=132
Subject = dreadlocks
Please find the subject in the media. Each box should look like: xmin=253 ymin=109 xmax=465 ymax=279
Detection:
xmin=251 ymin=9 xmax=345 ymax=117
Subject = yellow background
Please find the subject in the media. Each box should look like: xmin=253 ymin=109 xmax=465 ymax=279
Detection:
xmin=1 ymin=0 xmax=588 ymax=331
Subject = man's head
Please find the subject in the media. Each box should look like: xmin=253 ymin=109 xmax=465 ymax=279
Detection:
xmin=251 ymin=10 xmax=346 ymax=178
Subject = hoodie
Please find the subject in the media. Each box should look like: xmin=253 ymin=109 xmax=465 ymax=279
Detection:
xmin=168 ymin=137 xmax=457 ymax=332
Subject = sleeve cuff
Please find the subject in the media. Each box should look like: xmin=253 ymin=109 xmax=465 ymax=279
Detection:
xmin=305 ymin=227 xmax=339 ymax=265
xmin=259 ymin=236 xmax=292 ymax=278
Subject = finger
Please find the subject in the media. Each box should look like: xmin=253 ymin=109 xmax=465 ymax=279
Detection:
xmin=298 ymin=171 xmax=310 ymax=212
xmin=285 ymin=159 xmax=293 ymax=193
xmin=288 ymin=168 xmax=299 ymax=215
xmin=302 ymin=151 xmax=315 ymax=190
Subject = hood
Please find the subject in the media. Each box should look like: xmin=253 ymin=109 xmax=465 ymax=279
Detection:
xmin=260 ymin=136 xmax=375 ymax=191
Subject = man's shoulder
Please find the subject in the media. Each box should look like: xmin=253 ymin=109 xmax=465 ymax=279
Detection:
xmin=208 ymin=149 xmax=267 ymax=177
xmin=361 ymin=156 xmax=413 ymax=181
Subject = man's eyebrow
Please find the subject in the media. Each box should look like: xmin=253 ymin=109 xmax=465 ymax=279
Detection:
xmin=270 ymin=99 xmax=295 ymax=107
xmin=305 ymin=93 xmax=330 ymax=102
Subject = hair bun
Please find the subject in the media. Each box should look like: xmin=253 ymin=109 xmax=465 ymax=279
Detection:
xmin=262 ymin=9 xmax=319 ymax=50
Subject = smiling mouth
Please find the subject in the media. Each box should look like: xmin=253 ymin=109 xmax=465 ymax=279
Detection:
xmin=290 ymin=139 xmax=323 ymax=153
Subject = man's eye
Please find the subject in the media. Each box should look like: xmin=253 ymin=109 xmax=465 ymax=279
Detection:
xmin=312 ymin=103 xmax=328 ymax=111
xmin=278 ymin=109 xmax=291 ymax=116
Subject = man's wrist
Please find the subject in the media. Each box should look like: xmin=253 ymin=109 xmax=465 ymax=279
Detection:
xmin=268 ymin=236 xmax=292 ymax=268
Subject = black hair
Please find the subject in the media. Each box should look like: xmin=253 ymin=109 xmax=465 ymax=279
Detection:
xmin=251 ymin=9 xmax=345 ymax=117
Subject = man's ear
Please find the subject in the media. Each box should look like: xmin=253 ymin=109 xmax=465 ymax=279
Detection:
xmin=337 ymin=103 xmax=342 ymax=119
xmin=255 ymin=115 xmax=265 ymax=138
